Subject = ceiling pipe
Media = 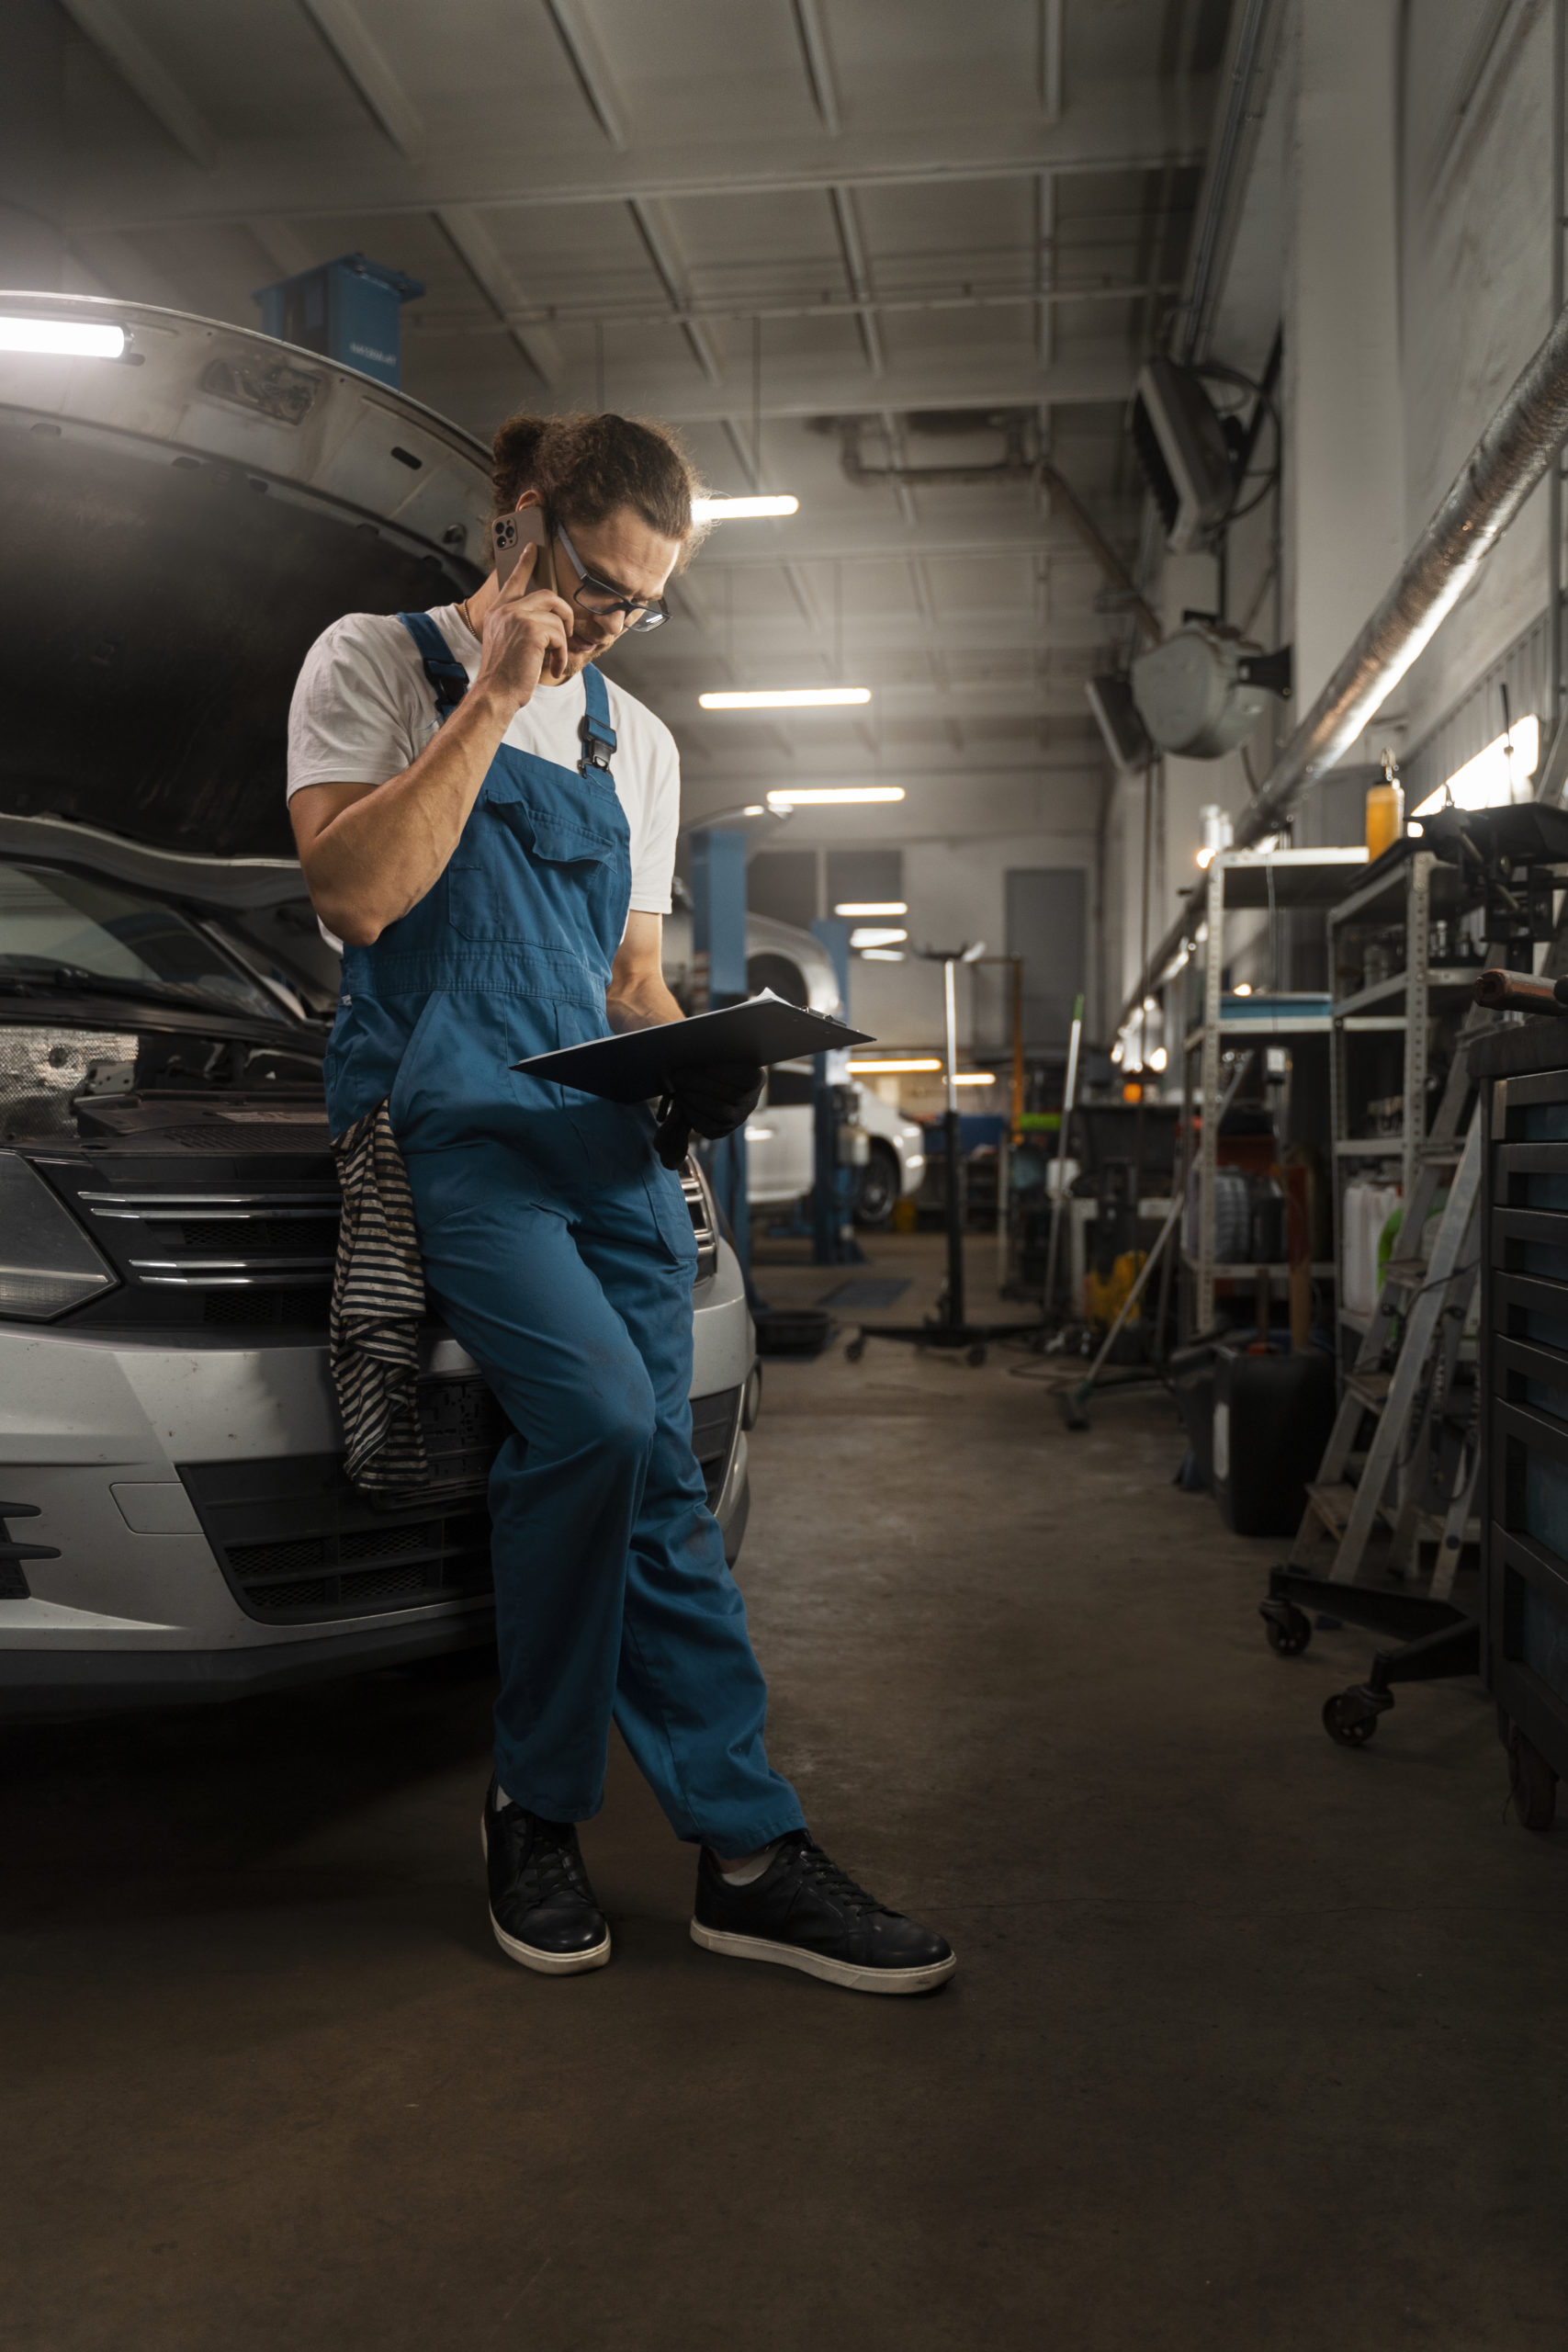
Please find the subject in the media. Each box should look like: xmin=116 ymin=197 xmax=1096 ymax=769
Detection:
xmin=826 ymin=415 xmax=1163 ymax=642
xmin=1117 ymin=292 xmax=1568 ymax=1035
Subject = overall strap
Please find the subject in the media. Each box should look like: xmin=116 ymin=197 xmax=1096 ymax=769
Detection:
xmin=578 ymin=661 xmax=618 ymax=779
xmin=397 ymin=610 xmax=469 ymax=720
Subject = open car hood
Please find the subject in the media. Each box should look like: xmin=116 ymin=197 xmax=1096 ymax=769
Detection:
xmin=0 ymin=292 xmax=491 ymax=859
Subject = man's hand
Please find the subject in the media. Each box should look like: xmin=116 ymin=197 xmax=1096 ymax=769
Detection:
xmin=654 ymin=1061 xmax=764 ymax=1170
xmin=472 ymin=542 xmax=576 ymax=710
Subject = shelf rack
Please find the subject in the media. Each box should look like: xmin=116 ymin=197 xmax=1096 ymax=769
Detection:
xmin=1326 ymin=842 xmax=1488 ymax=1346
xmin=1175 ymin=846 xmax=1369 ymax=1336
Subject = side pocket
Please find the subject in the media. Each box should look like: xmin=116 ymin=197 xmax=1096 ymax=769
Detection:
xmin=644 ymin=1167 xmax=699 ymax=1270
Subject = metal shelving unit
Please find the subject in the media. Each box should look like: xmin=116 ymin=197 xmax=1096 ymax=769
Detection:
xmin=1173 ymin=846 xmax=1368 ymax=1337
xmin=1326 ymin=842 xmax=1487 ymax=1357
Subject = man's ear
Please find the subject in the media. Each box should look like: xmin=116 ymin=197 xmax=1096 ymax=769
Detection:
xmin=513 ymin=487 xmax=545 ymax=514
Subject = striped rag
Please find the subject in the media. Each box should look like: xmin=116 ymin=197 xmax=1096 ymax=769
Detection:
xmin=329 ymin=1102 xmax=431 ymax=1494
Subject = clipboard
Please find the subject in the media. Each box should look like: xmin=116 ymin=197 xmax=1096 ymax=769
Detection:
xmin=512 ymin=990 xmax=874 ymax=1103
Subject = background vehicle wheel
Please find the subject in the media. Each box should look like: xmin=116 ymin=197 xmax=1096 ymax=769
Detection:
xmin=1323 ymin=1690 xmax=1380 ymax=1747
xmin=852 ymin=1142 xmax=901 ymax=1229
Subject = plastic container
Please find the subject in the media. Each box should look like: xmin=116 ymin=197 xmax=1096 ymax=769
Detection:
xmin=1365 ymin=777 xmax=1404 ymax=860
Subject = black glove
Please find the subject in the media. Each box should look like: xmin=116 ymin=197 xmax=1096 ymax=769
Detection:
xmin=654 ymin=1060 xmax=765 ymax=1170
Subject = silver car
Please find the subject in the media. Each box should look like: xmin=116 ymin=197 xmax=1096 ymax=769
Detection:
xmin=0 ymin=294 xmax=756 ymax=1712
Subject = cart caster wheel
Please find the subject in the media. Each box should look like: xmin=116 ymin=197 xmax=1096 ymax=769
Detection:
xmin=1262 ymin=1601 xmax=1313 ymax=1657
xmin=966 ymin=1343 xmax=987 ymax=1366
xmin=1506 ymin=1723 xmax=1558 ymax=1831
xmin=845 ymin=1337 xmax=865 ymax=1363
xmin=1323 ymin=1690 xmax=1382 ymax=1747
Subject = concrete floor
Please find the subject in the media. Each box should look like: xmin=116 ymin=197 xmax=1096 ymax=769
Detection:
xmin=6 ymin=1230 xmax=1568 ymax=2348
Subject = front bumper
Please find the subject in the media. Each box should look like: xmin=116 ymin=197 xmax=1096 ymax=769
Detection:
xmin=0 ymin=1238 xmax=754 ymax=1711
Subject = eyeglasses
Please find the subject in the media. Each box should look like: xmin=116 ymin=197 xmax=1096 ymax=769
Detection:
xmin=554 ymin=520 xmax=670 ymax=633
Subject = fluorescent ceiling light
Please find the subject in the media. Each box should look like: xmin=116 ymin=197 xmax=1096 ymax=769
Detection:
xmin=765 ymin=786 xmax=905 ymax=808
xmin=835 ymin=901 xmax=907 ymax=916
xmin=859 ymin=947 xmax=906 ymax=962
xmin=952 ymin=1071 xmax=997 ymax=1086
xmin=1412 ymin=714 xmax=1540 ymax=817
xmin=848 ymin=1057 xmax=942 ymax=1073
xmin=692 ymin=495 xmax=799 ymax=521
xmin=850 ymin=927 xmax=908 ymax=947
xmin=0 ymin=315 xmax=125 ymax=359
xmin=699 ymin=687 xmax=872 ymax=709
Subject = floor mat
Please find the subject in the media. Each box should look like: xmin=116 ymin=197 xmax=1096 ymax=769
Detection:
xmin=816 ymin=1277 xmax=910 ymax=1310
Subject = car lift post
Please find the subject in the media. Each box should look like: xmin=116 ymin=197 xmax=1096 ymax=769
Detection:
xmin=847 ymin=944 xmax=1043 ymax=1364
xmin=807 ymin=917 xmax=864 ymax=1267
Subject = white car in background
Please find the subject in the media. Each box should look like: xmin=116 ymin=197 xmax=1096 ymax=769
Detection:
xmin=660 ymin=907 xmax=925 ymax=1226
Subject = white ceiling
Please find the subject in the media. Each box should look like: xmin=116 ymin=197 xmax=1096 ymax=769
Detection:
xmin=10 ymin=0 xmax=1234 ymax=823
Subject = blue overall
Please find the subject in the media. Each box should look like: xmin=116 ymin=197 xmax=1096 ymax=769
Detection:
xmin=323 ymin=614 xmax=804 ymax=1849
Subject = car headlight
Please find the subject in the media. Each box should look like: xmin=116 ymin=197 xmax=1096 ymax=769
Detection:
xmin=0 ymin=1153 xmax=118 ymax=1318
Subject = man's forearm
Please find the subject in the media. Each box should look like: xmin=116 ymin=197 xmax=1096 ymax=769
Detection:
xmin=607 ymin=969 xmax=685 ymax=1033
xmin=299 ymin=686 xmax=514 ymax=945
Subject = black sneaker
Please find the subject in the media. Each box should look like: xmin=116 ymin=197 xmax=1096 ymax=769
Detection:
xmin=691 ymin=1831 xmax=955 ymax=1996
xmin=480 ymin=1779 xmax=610 ymax=1975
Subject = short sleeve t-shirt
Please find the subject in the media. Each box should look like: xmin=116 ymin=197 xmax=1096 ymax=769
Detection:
xmin=286 ymin=604 xmax=680 ymax=922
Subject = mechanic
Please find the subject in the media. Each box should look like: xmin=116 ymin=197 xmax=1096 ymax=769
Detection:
xmin=288 ymin=410 xmax=954 ymax=1996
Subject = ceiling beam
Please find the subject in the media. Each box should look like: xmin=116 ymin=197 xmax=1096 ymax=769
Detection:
xmin=627 ymin=198 xmax=724 ymax=382
xmin=434 ymin=206 xmax=563 ymax=385
xmin=299 ymin=0 xmax=425 ymax=160
xmin=791 ymin=0 xmax=842 ymax=133
xmin=542 ymin=0 xmax=629 ymax=150
xmin=413 ymin=348 xmax=1139 ymax=431
xmin=1035 ymin=171 xmax=1055 ymax=368
xmin=57 ymin=0 xmax=218 ymax=169
xmin=829 ymin=186 xmax=885 ymax=376
xmin=66 ymin=87 xmax=1211 ymax=233
xmin=1039 ymin=0 xmax=1065 ymax=121
xmin=247 ymin=216 xmax=316 ymax=278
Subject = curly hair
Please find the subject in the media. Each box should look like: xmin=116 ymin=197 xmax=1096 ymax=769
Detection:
xmin=490 ymin=410 xmax=709 ymax=564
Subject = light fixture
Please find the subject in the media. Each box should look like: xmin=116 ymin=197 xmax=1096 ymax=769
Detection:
xmin=834 ymin=901 xmax=907 ymax=917
xmin=859 ymin=947 xmax=906 ymax=962
xmin=1149 ymin=1046 xmax=1168 ymax=1072
xmin=743 ymin=1125 xmax=775 ymax=1142
xmin=951 ymin=1071 xmax=997 ymax=1086
xmin=0 ymin=315 xmax=126 ymax=359
xmin=1111 ymin=1041 xmax=1125 ymax=1065
xmin=1196 ymin=845 xmax=1214 ymax=868
xmin=765 ymin=786 xmax=905 ymax=808
xmin=1233 ymin=982 xmax=1252 ymax=996
xmin=699 ymin=688 xmax=872 ymax=709
xmin=848 ymin=1057 xmax=942 ymax=1074
xmin=850 ymin=927 xmax=908 ymax=947
xmin=692 ymin=495 xmax=799 ymax=521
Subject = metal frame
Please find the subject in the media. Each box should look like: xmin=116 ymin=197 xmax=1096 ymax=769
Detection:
xmin=1175 ymin=846 xmax=1363 ymax=1336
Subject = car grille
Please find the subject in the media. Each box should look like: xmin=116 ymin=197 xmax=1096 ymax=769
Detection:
xmin=180 ymin=1376 xmax=743 ymax=1623
xmin=27 ymin=1148 xmax=719 ymax=1332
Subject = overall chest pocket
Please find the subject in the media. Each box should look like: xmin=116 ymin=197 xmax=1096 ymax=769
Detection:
xmin=448 ymin=786 xmax=626 ymax=944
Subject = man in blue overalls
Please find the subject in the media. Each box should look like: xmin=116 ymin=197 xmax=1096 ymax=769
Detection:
xmin=289 ymin=411 xmax=953 ymax=1996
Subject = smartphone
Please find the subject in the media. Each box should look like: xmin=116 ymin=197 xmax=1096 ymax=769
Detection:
xmin=491 ymin=507 xmax=556 ymax=593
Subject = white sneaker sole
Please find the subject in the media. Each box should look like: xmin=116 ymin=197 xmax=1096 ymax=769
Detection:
xmin=481 ymin=1816 xmax=612 ymax=1976
xmin=689 ymin=1918 xmax=956 ymax=1995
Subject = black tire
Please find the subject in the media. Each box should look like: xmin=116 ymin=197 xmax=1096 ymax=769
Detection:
xmin=1264 ymin=1604 xmax=1313 ymax=1657
xmin=852 ymin=1143 xmax=901 ymax=1229
xmin=1506 ymin=1724 xmax=1558 ymax=1831
xmin=1323 ymin=1690 xmax=1379 ymax=1747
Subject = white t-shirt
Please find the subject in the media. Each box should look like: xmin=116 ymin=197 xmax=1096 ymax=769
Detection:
xmin=286 ymin=604 xmax=680 ymax=924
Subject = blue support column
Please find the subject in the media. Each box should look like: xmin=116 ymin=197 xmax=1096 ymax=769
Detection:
xmin=808 ymin=920 xmax=863 ymax=1265
xmin=690 ymin=828 xmax=750 ymax=1271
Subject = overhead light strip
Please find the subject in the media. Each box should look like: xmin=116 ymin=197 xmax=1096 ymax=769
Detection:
xmin=699 ymin=687 xmax=872 ymax=709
